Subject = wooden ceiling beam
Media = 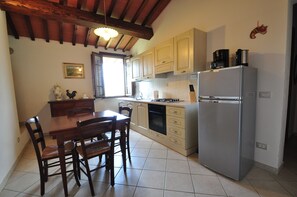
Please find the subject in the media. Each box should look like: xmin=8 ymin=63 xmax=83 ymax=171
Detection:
xmin=107 ymin=0 xmax=116 ymax=17
xmin=95 ymin=36 xmax=100 ymax=48
xmin=105 ymin=39 xmax=112 ymax=50
xmin=142 ymin=0 xmax=170 ymax=26
xmin=119 ymin=0 xmax=134 ymax=20
xmin=0 ymin=0 xmax=153 ymax=40
xmin=114 ymin=34 xmax=124 ymax=51
xmin=5 ymin=12 xmax=19 ymax=39
xmin=84 ymin=27 xmax=91 ymax=47
xmin=24 ymin=15 xmax=35 ymax=40
xmin=72 ymin=24 xmax=77 ymax=45
xmin=42 ymin=19 xmax=49 ymax=42
xmin=123 ymin=36 xmax=134 ymax=52
xmin=131 ymin=0 xmax=149 ymax=23
xmin=59 ymin=22 xmax=63 ymax=44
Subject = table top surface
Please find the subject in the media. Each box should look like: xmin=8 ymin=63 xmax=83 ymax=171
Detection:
xmin=40 ymin=110 xmax=129 ymax=135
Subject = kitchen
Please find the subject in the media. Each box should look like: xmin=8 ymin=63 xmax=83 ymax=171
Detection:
xmin=0 ymin=0 xmax=295 ymax=196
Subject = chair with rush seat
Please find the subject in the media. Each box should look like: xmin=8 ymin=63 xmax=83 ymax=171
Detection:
xmin=25 ymin=116 xmax=80 ymax=196
xmin=76 ymin=116 xmax=117 ymax=196
xmin=116 ymin=106 xmax=133 ymax=161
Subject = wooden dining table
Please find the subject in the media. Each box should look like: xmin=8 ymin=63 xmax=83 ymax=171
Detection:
xmin=40 ymin=110 xmax=129 ymax=196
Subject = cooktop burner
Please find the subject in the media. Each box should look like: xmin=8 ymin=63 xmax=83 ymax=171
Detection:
xmin=151 ymin=98 xmax=180 ymax=103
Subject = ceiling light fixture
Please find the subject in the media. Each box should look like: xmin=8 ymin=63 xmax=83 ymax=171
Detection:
xmin=94 ymin=0 xmax=118 ymax=41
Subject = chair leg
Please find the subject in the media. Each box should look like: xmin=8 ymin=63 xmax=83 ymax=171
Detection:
xmin=109 ymin=152 xmax=114 ymax=186
xmin=84 ymin=159 xmax=95 ymax=196
xmin=40 ymin=168 xmax=45 ymax=196
xmin=72 ymin=151 xmax=81 ymax=187
xmin=126 ymin=135 xmax=131 ymax=161
xmin=43 ymin=161 xmax=48 ymax=182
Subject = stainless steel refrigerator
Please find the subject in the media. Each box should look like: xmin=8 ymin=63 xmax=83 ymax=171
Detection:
xmin=197 ymin=66 xmax=257 ymax=180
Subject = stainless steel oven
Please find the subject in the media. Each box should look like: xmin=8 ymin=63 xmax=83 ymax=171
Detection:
xmin=148 ymin=104 xmax=166 ymax=135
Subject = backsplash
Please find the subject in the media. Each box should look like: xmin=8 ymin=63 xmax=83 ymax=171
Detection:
xmin=135 ymin=73 xmax=198 ymax=101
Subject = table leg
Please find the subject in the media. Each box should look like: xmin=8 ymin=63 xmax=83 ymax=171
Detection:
xmin=120 ymin=126 xmax=126 ymax=172
xmin=57 ymin=136 xmax=68 ymax=196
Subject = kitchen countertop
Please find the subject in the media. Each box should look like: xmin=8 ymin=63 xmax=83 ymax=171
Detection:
xmin=117 ymin=97 xmax=198 ymax=107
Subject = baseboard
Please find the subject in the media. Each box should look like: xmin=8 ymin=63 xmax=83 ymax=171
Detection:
xmin=254 ymin=160 xmax=282 ymax=174
xmin=0 ymin=140 xmax=31 ymax=192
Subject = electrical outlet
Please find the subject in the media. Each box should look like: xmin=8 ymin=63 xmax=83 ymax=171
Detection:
xmin=256 ymin=142 xmax=267 ymax=150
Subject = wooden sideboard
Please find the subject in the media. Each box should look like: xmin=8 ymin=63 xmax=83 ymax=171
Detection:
xmin=48 ymin=98 xmax=95 ymax=117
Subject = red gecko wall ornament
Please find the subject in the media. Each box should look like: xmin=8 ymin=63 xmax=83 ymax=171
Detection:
xmin=250 ymin=21 xmax=268 ymax=39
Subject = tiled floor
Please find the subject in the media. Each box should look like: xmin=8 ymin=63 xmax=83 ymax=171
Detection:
xmin=1 ymin=130 xmax=297 ymax=197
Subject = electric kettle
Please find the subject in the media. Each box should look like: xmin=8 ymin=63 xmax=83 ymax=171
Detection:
xmin=235 ymin=49 xmax=248 ymax=66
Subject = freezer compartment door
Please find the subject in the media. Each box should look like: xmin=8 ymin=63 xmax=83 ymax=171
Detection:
xmin=198 ymin=66 xmax=242 ymax=98
xmin=198 ymin=99 xmax=241 ymax=180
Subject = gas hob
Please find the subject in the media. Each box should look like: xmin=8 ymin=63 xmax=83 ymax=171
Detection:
xmin=151 ymin=98 xmax=181 ymax=103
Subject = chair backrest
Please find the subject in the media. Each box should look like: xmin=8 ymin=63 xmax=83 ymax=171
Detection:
xmin=119 ymin=106 xmax=133 ymax=118
xmin=67 ymin=107 xmax=93 ymax=117
xmin=25 ymin=116 xmax=46 ymax=163
xmin=76 ymin=116 xmax=117 ymax=156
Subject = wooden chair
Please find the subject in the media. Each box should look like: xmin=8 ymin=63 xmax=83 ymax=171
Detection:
xmin=25 ymin=116 xmax=80 ymax=196
xmin=76 ymin=116 xmax=117 ymax=196
xmin=116 ymin=106 xmax=133 ymax=161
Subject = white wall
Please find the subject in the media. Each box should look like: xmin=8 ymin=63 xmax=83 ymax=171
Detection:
xmin=9 ymin=38 xmax=128 ymax=122
xmin=132 ymin=0 xmax=290 ymax=170
xmin=0 ymin=11 xmax=28 ymax=190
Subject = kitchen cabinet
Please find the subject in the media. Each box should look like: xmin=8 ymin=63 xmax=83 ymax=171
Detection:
xmin=166 ymin=106 xmax=198 ymax=156
xmin=48 ymin=98 xmax=95 ymax=117
xmin=154 ymin=38 xmax=174 ymax=74
xmin=174 ymin=28 xmax=206 ymax=74
xmin=130 ymin=102 xmax=149 ymax=134
xmin=131 ymin=56 xmax=142 ymax=80
xmin=142 ymin=48 xmax=154 ymax=79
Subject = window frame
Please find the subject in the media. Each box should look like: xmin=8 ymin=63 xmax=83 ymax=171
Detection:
xmin=91 ymin=52 xmax=128 ymax=98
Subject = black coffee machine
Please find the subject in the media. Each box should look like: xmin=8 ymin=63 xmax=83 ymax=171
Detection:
xmin=210 ymin=49 xmax=229 ymax=69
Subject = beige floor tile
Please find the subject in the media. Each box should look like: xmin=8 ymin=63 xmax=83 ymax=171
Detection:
xmin=134 ymin=141 xmax=152 ymax=149
xmin=126 ymin=157 xmax=146 ymax=169
xmin=166 ymin=159 xmax=190 ymax=174
xmin=188 ymin=160 xmax=216 ymax=175
xmin=14 ymin=159 xmax=39 ymax=174
xmin=148 ymin=149 xmax=167 ymax=159
xmin=143 ymin=158 xmax=166 ymax=171
xmin=151 ymin=142 xmax=168 ymax=150
xmin=102 ymin=184 xmax=135 ymax=197
xmin=137 ymin=170 xmax=165 ymax=189
xmin=195 ymin=194 xmax=226 ymax=197
xmin=246 ymin=167 xmax=275 ymax=181
xmin=133 ymin=187 xmax=163 ymax=197
xmin=5 ymin=173 xmax=39 ymax=192
xmin=165 ymin=172 xmax=194 ymax=192
xmin=191 ymin=174 xmax=226 ymax=196
xmin=131 ymin=148 xmax=150 ymax=157
xmin=0 ymin=189 xmax=19 ymax=197
xmin=167 ymin=150 xmax=187 ymax=160
xmin=278 ymin=181 xmax=297 ymax=196
xmin=249 ymin=180 xmax=292 ymax=197
xmin=218 ymin=176 xmax=260 ymax=197
xmin=71 ymin=181 xmax=109 ymax=197
xmin=115 ymin=168 xmax=142 ymax=186
xmin=272 ymin=168 xmax=297 ymax=182
xmin=45 ymin=178 xmax=86 ymax=197
xmin=164 ymin=190 xmax=195 ymax=197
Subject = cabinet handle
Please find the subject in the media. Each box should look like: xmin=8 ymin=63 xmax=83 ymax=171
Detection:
xmin=182 ymin=70 xmax=186 ymax=73
xmin=162 ymin=61 xmax=166 ymax=63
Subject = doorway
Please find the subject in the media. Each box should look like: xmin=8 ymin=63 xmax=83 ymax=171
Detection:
xmin=284 ymin=3 xmax=297 ymax=169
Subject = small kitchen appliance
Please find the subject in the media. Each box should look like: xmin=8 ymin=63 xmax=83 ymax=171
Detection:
xmin=210 ymin=49 xmax=229 ymax=69
xmin=235 ymin=49 xmax=249 ymax=66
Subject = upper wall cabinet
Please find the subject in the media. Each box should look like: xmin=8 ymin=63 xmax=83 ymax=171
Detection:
xmin=174 ymin=28 xmax=206 ymax=74
xmin=154 ymin=38 xmax=174 ymax=74
xmin=131 ymin=56 xmax=142 ymax=80
xmin=142 ymin=48 xmax=155 ymax=79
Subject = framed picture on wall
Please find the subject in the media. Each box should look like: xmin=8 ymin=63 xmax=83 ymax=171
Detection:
xmin=63 ymin=63 xmax=85 ymax=79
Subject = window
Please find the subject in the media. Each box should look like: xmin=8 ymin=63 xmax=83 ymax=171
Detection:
xmin=91 ymin=52 xmax=128 ymax=98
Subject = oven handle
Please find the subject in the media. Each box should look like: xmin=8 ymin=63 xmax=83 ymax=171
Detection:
xmin=149 ymin=110 xmax=164 ymax=115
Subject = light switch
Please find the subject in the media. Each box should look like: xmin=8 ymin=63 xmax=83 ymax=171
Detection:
xmin=259 ymin=91 xmax=271 ymax=98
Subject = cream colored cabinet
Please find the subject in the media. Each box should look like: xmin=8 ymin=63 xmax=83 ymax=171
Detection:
xmin=142 ymin=48 xmax=154 ymax=79
xmin=131 ymin=56 xmax=142 ymax=80
xmin=154 ymin=38 xmax=174 ymax=74
xmin=174 ymin=28 xmax=206 ymax=74
xmin=130 ymin=102 xmax=148 ymax=134
xmin=166 ymin=105 xmax=198 ymax=156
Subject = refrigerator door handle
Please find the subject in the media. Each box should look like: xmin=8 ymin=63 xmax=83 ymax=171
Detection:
xmin=199 ymin=99 xmax=241 ymax=104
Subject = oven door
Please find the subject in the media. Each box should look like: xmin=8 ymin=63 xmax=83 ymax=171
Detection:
xmin=148 ymin=104 xmax=166 ymax=135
